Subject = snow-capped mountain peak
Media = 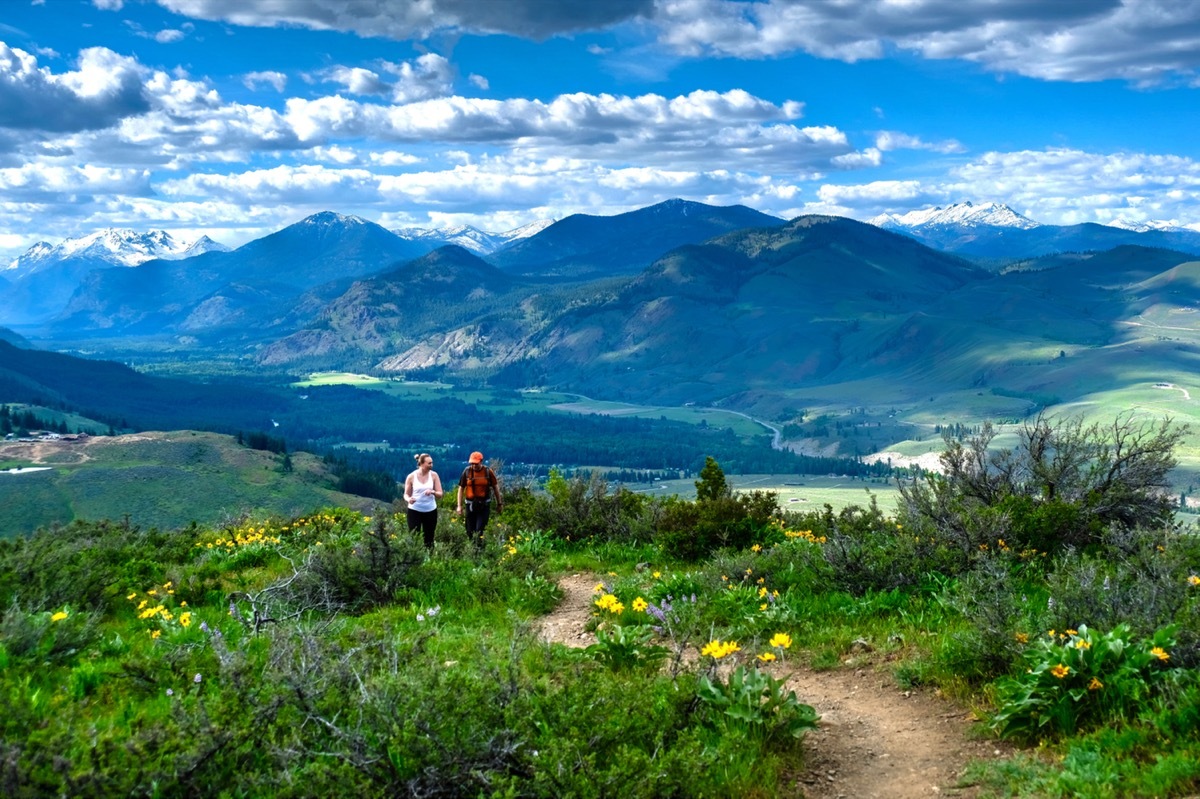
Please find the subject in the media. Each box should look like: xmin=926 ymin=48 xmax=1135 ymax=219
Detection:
xmin=870 ymin=201 xmax=1039 ymax=231
xmin=303 ymin=211 xmax=368 ymax=228
xmin=5 ymin=228 xmax=228 ymax=278
xmin=1106 ymin=218 xmax=1186 ymax=233
xmin=393 ymin=218 xmax=557 ymax=255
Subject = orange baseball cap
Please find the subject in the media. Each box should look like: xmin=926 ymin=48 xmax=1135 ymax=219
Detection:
xmin=469 ymin=451 xmax=484 ymax=463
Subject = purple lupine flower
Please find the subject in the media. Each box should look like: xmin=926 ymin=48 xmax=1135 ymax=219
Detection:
xmin=417 ymin=614 xmax=425 ymax=622
xmin=647 ymin=604 xmax=666 ymax=622
xmin=193 ymin=673 xmax=202 ymax=683
xmin=166 ymin=688 xmax=174 ymax=696
xmin=426 ymin=606 xmax=440 ymax=617
xmin=199 ymin=621 xmax=209 ymax=633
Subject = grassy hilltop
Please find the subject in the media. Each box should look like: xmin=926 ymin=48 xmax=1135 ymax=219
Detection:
xmin=0 ymin=431 xmax=377 ymax=538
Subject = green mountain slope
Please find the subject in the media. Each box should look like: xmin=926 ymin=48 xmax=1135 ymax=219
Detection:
xmin=0 ymin=430 xmax=378 ymax=538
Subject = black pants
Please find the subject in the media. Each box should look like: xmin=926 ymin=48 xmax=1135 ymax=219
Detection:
xmin=406 ymin=508 xmax=438 ymax=548
xmin=464 ymin=499 xmax=491 ymax=543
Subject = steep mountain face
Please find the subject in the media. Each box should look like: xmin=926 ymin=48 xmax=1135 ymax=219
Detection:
xmin=0 ymin=229 xmax=229 ymax=326
xmin=486 ymin=198 xmax=786 ymax=277
xmin=49 ymin=213 xmax=426 ymax=340
xmin=256 ymin=245 xmax=525 ymax=367
xmin=873 ymin=202 xmax=1200 ymax=261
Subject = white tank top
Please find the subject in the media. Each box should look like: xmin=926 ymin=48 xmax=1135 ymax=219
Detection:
xmin=408 ymin=470 xmax=438 ymax=512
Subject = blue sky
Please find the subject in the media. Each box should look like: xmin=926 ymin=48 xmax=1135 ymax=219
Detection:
xmin=2 ymin=0 xmax=1200 ymax=257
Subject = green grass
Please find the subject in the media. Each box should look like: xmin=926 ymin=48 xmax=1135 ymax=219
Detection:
xmin=0 ymin=431 xmax=378 ymax=538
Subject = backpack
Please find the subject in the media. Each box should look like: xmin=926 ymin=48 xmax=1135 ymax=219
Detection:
xmin=463 ymin=465 xmax=493 ymax=500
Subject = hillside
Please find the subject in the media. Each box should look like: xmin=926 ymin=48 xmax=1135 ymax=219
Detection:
xmin=472 ymin=215 xmax=985 ymax=404
xmin=0 ymin=339 xmax=287 ymax=431
xmin=0 ymin=430 xmax=378 ymax=538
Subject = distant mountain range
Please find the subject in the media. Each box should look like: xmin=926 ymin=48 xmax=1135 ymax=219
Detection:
xmin=4 ymin=198 xmax=1200 ymax=421
xmin=1 ymin=229 xmax=229 ymax=325
xmin=8 ymin=198 xmax=1200 ymax=331
xmin=870 ymin=201 xmax=1200 ymax=261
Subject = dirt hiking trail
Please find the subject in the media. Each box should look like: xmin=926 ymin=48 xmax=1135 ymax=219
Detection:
xmin=535 ymin=573 xmax=1014 ymax=799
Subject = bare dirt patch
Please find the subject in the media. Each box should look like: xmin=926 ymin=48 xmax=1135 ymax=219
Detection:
xmin=533 ymin=573 xmax=1013 ymax=798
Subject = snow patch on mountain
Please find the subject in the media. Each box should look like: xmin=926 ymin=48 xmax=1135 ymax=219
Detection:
xmin=1106 ymin=218 xmax=1189 ymax=233
xmin=394 ymin=219 xmax=556 ymax=255
xmin=869 ymin=201 xmax=1039 ymax=230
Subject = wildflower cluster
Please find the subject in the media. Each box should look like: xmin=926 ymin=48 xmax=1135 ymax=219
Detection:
xmin=194 ymin=509 xmax=370 ymax=554
xmin=757 ymin=632 xmax=792 ymax=662
xmin=198 ymin=524 xmax=282 ymax=552
xmin=594 ymin=592 xmax=626 ymax=616
xmin=126 ymin=581 xmax=192 ymax=639
xmin=502 ymin=530 xmax=555 ymax=560
xmin=993 ymin=622 xmax=1179 ymax=740
xmin=716 ymin=564 xmax=784 ymax=625
xmin=700 ymin=639 xmax=741 ymax=659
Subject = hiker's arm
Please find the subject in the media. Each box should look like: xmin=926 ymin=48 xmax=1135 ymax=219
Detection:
xmin=403 ymin=474 xmax=415 ymax=506
xmin=455 ymin=484 xmax=463 ymax=514
xmin=432 ymin=473 xmax=444 ymax=499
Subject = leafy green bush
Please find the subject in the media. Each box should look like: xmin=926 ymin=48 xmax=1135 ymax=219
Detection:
xmin=697 ymin=665 xmax=819 ymax=746
xmin=897 ymin=414 xmax=1185 ymax=558
xmin=991 ymin=623 xmax=1180 ymax=740
xmin=585 ymin=624 xmax=669 ymax=672
xmin=0 ymin=519 xmax=195 ymax=614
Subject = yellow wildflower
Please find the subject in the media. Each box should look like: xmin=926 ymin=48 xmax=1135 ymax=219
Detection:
xmin=751 ymin=544 xmax=762 ymax=553
xmin=760 ymin=603 xmax=768 ymax=611
xmin=632 ymin=597 xmax=648 ymax=612
xmin=1014 ymin=632 xmax=1029 ymax=643
xmin=126 ymin=592 xmax=137 ymax=600
xmin=593 ymin=583 xmax=606 ymax=593
xmin=150 ymin=629 xmax=161 ymax=639
xmin=50 ymin=610 xmax=68 ymax=622
xmin=179 ymin=612 xmax=192 ymax=628
xmin=652 ymin=571 xmax=661 ymax=579
xmin=1151 ymin=647 xmax=1170 ymax=662
xmin=769 ymin=632 xmax=793 ymax=650
xmin=1065 ymin=629 xmax=1078 ymax=636
xmin=1075 ymin=640 xmax=1091 ymax=650
xmin=1188 ymin=575 xmax=1200 ymax=586
xmin=1050 ymin=663 xmax=1070 ymax=679
xmin=757 ymin=652 xmax=777 ymax=662
xmin=1088 ymin=677 xmax=1104 ymax=690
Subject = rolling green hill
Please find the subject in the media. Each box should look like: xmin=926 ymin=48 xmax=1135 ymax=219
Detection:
xmin=0 ymin=430 xmax=378 ymax=538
